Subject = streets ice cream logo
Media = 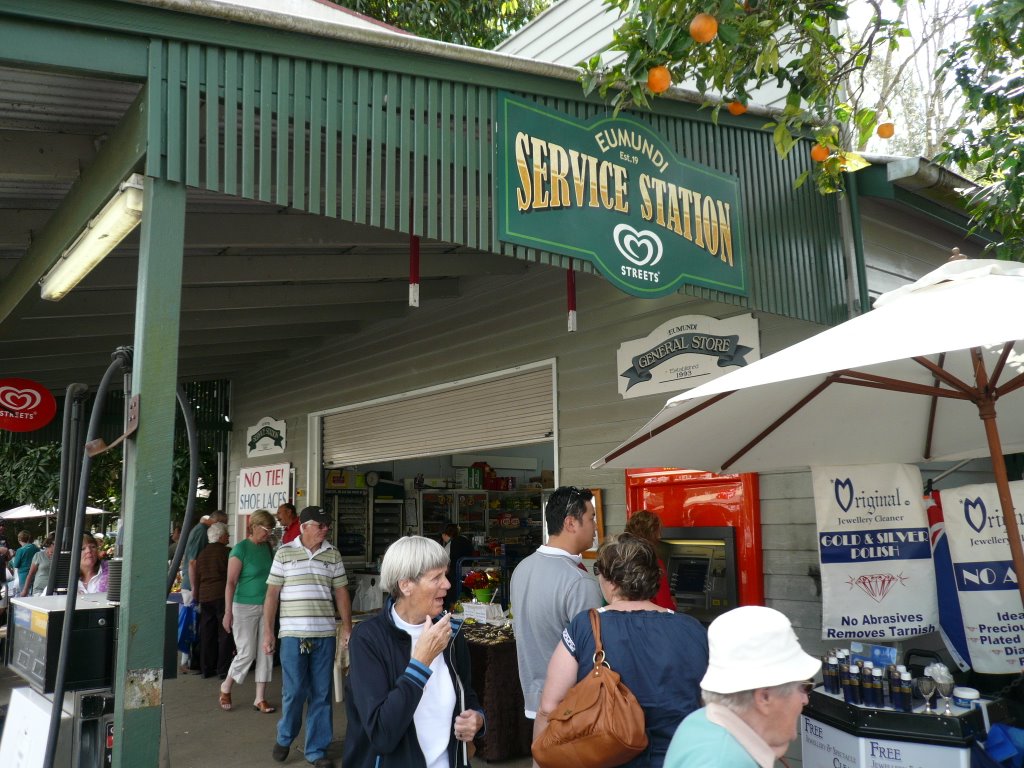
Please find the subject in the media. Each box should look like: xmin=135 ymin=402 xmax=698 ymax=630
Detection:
xmin=0 ymin=386 xmax=42 ymax=413
xmin=613 ymin=224 xmax=663 ymax=283
xmin=846 ymin=572 xmax=908 ymax=603
xmin=0 ymin=377 xmax=57 ymax=433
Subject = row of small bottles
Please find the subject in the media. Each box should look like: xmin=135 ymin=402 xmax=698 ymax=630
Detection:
xmin=821 ymin=651 xmax=914 ymax=712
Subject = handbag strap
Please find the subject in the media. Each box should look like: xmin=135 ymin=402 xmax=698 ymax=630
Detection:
xmin=588 ymin=609 xmax=609 ymax=670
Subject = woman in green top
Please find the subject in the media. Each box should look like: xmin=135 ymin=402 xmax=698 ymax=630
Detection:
xmin=220 ymin=509 xmax=276 ymax=713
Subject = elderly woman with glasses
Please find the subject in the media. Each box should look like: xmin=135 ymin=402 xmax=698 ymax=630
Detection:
xmin=219 ymin=509 xmax=276 ymax=713
xmin=343 ymin=536 xmax=484 ymax=768
xmin=537 ymin=533 xmax=709 ymax=767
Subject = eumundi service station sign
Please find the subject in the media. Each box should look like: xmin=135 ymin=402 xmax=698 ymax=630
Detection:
xmin=496 ymin=93 xmax=747 ymax=299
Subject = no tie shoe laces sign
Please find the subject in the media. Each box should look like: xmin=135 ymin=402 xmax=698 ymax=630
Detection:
xmin=0 ymin=378 xmax=57 ymax=433
xmin=496 ymin=93 xmax=747 ymax=299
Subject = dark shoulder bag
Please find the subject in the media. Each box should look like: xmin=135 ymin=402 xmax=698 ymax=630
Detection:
xmin=531 ymin=609 xmax=648 ymax=768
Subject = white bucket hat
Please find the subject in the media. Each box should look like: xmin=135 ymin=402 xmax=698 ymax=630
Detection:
xmin=700 ymin=606 xmax=821 ymax=694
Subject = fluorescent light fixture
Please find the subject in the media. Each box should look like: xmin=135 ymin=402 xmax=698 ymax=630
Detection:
xmin=39 ymin=173 xmax=145 ymax=301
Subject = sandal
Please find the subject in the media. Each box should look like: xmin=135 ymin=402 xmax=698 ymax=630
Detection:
xmin=219 ymin=692 xmax=232 ymax=711
xmin=253 ymin=700 xmax=277 ymax=714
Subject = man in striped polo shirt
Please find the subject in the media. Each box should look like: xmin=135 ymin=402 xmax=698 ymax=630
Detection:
xmin=263 ymin=506 xmax=352 ymax=768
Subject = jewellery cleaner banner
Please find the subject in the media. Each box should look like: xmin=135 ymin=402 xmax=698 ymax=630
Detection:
xmin=813 ymin=464 xmax=938 ymax=641
xmin=938 ymin=480 xmax=1024 ymax=673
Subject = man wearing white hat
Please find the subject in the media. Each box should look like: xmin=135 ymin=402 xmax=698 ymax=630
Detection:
xmin=664 ymin=606 xmax=820 ymax=767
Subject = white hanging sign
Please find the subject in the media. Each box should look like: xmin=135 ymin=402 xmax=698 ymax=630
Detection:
xmin=813 ymin=463 xmax=938 ymax=641
xmin=246 ymin=416 xmax=287 ymax=457
xmin=237 ymin=462 xmax=290 ymax=516
xmin=939 ymin=480 xmax=1024 ymax=673
xmin=616 ymin=313 xmax=759 ymax=399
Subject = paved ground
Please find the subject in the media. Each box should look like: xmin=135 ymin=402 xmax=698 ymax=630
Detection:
xmin=0 ymin=663 xmax=533 ymax=767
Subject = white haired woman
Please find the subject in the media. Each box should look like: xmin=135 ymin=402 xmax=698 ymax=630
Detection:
xmin=342 ymin=536 xmax=485 ymax=768
xmin=220 ymin=509 xmax=276 ymax=713
xmin=193 ymin=521 xmax=233 ymax=681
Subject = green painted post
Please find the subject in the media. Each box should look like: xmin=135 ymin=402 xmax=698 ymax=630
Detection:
xmin=112 ymin=175 xmax=186 ymax=768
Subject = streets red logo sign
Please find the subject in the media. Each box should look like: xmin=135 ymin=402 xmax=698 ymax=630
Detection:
xmin=0 ymin=378 xmax=57 ymax=432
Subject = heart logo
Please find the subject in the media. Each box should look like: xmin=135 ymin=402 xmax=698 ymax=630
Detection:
xmin=0 ymin=386 xmax=42 ymax=412
xmin=613 ymin=224 xmax=663 ymax=267
xmin=964 ymin=497 xmax=987 ymax=533
xmin=834 ymin=478 xmax=854 ymax=512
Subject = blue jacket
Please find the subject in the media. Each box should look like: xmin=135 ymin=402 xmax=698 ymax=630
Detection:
xmin=342 ymin=597 xmax=484 ymax=768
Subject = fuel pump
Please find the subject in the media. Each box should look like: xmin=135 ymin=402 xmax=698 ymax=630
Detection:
xmin=0 ymin=347 xmax=202 ymax=768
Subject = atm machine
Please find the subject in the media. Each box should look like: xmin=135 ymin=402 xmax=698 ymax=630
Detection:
xmin=627 ymin=468 xmax=763 ymax=622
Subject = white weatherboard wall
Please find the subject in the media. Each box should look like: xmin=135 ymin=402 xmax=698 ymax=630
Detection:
xmin=228 ymin=262 xmax=822 ymax=540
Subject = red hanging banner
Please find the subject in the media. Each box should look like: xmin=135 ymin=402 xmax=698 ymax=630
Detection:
xmin=0 ymin=377 xmax=58 ymax=432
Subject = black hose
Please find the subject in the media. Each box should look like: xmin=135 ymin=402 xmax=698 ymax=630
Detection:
xmin=167 ymin=384 xmax=200 ymax=595
xmin=49 ymin=384 xmax=88 ymax=595
xmin=43 ymin=349 xmax=130 ymax=768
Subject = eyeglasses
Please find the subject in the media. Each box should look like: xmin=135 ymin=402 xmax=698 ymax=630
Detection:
xmin=794 ymin=681 xmax=815 ymax=695
xmin=255 ymin=525 xmax=272 ymax=534
xmin=566 ymin=486 xmax=593 ymax=503
xmin=301 ymin=521 xmax=329 ymax=530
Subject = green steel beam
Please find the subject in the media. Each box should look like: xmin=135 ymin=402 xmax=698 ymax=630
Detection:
xmin=112 ymin=175 xmax=186 ymax=768
xmin=0 ymin=87 xmax=148 ymax=324
xmin=0 ymin=14 xmax=147 ymax=78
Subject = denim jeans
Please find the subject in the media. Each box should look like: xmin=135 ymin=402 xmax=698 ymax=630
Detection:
xmin=277 ymin=635 xmax=336 ymax=762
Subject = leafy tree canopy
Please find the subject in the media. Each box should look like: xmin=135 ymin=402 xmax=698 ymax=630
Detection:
xmin=939 ymin=0 xmax=1024 ymax=258
xmin=584 ymin=0 xmax=1024 ymax=253
xmin=582 ymin=0 xmax=909 ymax=194
xmin=333 ymin=0 xmax=548 ymax=48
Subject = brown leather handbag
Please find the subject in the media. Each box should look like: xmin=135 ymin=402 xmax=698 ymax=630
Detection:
xmin=531 ymin=609 xmax=648 ymax=768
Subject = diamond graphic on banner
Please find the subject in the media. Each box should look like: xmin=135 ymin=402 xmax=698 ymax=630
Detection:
xmin=847 ymin=573 xmax=907 ymax=602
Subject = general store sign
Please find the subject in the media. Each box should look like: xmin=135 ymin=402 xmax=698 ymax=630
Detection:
xmin=246 ymin=416 xmax=286 ymax=458
xmin=496 ymin=93 xmax=746 ymax=299
xmin=0 ymin=377 xmax=57 ymax=433
xmin=237 ymin=462 xmax=290 ymax=517
xmin=616 ymin=314 xmax=758 ymax=399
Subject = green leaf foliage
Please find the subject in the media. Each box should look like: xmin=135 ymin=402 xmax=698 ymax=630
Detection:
xmin=580 ymin=0 xmax=910 ymax=193
xmin=938 ymin=0 xmax=1024 ymax=258
xmin=332 ymin=0 xmax=548 ymax=49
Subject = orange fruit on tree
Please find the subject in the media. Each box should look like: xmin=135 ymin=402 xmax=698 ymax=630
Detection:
xmin=647 ymin=65 xmax=672 ymax=94
xmin=726 ymin=101 xmax=748 ymax=116
xmin=810 ymin=144 xmax=830 ymax=163
xmin=876 ymin=122 xmax=895 ymax=139
xmin=690 ymin=13 xmax=719 ymax=43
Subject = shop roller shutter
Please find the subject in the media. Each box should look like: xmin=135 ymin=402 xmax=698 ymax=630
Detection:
xmin=321 ymin=366 xmax=554 ymax=467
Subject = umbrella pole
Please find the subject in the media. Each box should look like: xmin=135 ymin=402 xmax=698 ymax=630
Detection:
xmin=979 ymin=404 xmax=1024 ymax=607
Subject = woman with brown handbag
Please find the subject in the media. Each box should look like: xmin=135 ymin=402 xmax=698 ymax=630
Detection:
xmin=535 ymin=533 xmax=709 ymax=768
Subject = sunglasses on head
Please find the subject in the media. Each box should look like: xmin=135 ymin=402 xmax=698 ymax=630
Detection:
xmin=566 ymin=486 xmax=593 ymax=503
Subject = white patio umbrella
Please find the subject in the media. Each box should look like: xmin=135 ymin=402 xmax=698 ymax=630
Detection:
xmin=0 ymin=504 xmax=110 ymax=520
xmin=593 ymin=258 xmax=1024 ymax=603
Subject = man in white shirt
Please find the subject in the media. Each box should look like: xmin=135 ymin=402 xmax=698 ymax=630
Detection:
xmin=510 ymin=486 xmax=602 ymax=760
xmin=263 ymin=506 xmax=352 ymax=768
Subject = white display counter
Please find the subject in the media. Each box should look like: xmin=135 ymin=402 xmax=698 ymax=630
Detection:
xmin=801 ymin=688 xmax=982 ymax=768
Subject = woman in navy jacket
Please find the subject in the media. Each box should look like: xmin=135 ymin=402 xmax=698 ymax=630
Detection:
xmin=343 ymin=536 xmax=484 ymax=768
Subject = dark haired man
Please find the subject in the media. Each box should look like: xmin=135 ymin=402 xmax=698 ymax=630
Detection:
xmin=441 ymin=523 xmax=473 ymax=609
xmin=510 ymin=486 xmax=602 ymax=759
xmin=277 ymin=503 xmax=300 ymax=544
